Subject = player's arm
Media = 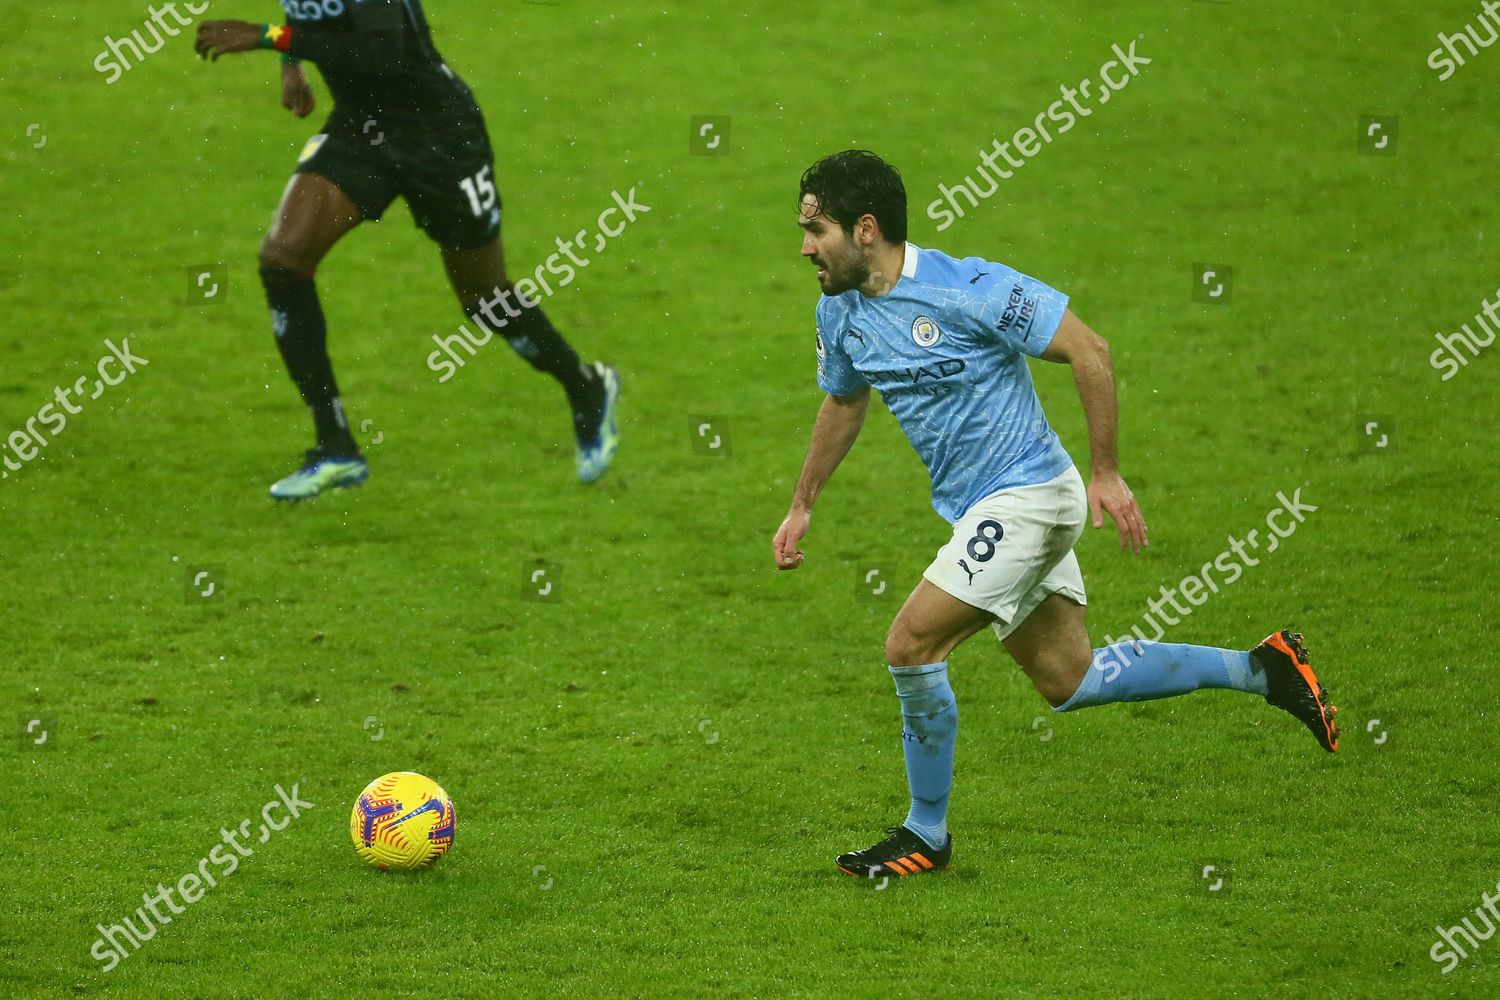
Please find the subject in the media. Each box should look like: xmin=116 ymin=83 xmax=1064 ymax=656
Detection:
xmin=773 ymin=388 xmax=871 ymax=570
xmin=191 ymin=20 xmax=317 ymax=117
xmin=1041 ymin=309 xmax=1148 ymax=553
xmin=195 ymin=3 xmax=403 ymax=69
xmin=280 ymin=58 xmax=314 ymax=118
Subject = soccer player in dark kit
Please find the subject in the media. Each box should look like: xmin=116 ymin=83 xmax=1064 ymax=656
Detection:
xmin=195 ymin=2 xmax=621 ymax=500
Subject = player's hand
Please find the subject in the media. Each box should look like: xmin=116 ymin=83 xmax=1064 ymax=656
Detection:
xmin=1088 ymin=470 xmax=1148 ymax=553
xmin=281 ymin=64 xmax=314 ymax=118
xmin=773 ymin=508 xmax=811 ymax=570
xmin=196 ymin=20 xmax=265 ymax=61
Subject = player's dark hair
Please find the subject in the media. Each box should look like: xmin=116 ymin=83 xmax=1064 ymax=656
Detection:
xmin=799 ymin=150 xmax=908 ymax=245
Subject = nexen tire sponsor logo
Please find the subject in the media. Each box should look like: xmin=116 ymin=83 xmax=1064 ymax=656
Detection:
xmin=998 ymin=283 xmax=1038 ymax=339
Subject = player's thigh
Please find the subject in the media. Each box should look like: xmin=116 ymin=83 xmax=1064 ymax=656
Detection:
xmin=260 ymin=172 xmax=364 ymax=272
xmin=399 ymin=117 xmax=504 ymax=291
xmin=885 ymin=579 xmax=996 ymax=667
xmin=1002 ymin=591 xmax=1092 ymax=706
xmin=261 ymin=123 xmax=398 ymax=271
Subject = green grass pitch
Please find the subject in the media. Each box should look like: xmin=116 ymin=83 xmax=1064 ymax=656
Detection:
xmin=4 ymin=1 xmax=1498 ymax=996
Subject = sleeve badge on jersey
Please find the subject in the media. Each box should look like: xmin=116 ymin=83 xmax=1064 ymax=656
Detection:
xmin=911 ymin=315 xmax=942 ymax=348
xmin=815 ymin=329 xmax=827 ymax=358
xmin=297 ymin=134 xmax=329 ymax=165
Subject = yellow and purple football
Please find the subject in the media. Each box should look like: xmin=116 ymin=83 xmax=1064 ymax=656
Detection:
xmin=349 ymin=771 xmax=456 ymax=871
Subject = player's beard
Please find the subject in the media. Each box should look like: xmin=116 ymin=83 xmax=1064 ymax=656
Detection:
xmin=814 ymin=245 xmax=870 ymax=296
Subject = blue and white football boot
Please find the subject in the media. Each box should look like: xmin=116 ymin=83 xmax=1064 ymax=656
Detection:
xmin=574 ymin=362 xmax=621 ymax=484
xmin=269 ymin=448 xmax=369 ymax=501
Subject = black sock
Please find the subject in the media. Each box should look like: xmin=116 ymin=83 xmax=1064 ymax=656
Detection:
xmin=261 ymin=267 xmax=359 ymax=455
xmin=467 ymin=293 xmax=599 ymax=412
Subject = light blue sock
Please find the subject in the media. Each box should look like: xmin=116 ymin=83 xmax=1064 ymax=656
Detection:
xmin=890 ymin=662 xmax=957 ymax=851
xmin=1055 ymin=640 xmax=1268 ymax=712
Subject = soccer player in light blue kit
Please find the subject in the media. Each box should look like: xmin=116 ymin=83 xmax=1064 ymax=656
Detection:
xmin=772 ymin=151 xmax=1340 ymax=880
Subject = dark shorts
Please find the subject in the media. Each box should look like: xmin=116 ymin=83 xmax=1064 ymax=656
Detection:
xmin=294 ymin=108 xmax=502 ymax=248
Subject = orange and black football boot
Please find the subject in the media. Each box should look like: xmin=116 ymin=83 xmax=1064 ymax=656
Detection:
xmin=1252 ymin=629 xmax=1339 ymax=752
xmin=837 ymin=826 xmax=951 ymax=880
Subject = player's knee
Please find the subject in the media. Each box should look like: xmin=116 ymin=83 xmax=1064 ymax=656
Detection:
xmin=258 ymin=236 xmax=318 ymax=275
xmin=884 ymin=623 xmax=938 ymax=667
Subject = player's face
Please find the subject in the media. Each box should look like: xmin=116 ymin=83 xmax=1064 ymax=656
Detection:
xmin=799 ymin=194 xmax=869 ymax=296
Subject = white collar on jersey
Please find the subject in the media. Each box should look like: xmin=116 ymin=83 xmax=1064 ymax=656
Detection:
xmin=900 ymin=242 xmax=921 ymax=279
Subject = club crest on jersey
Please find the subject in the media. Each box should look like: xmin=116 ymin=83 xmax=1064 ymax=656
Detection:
xmin=911 ymin=315 xmax=942 ymax=348
xmin=297 ymin=134 xmax=329 ymax=165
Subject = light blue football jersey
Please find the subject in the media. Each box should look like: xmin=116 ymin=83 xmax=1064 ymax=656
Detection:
xmin=815 ymin=243 xmax=1074 ymax=522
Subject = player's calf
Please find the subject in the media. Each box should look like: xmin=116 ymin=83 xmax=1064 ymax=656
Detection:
xmin=1019 ymin=646 xmax=1092 ymax=708
xmin=1052 ymin=639 xmax=1269 ymax=711
xmin=260 ymin=266 xmax=360 ymax=458
xmin=1043 ymin=629 xmax=1339 ymax=753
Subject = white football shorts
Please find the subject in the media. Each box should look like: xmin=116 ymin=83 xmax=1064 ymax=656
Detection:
xmin=922 ymin=465 xmax=1088 ymax=640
